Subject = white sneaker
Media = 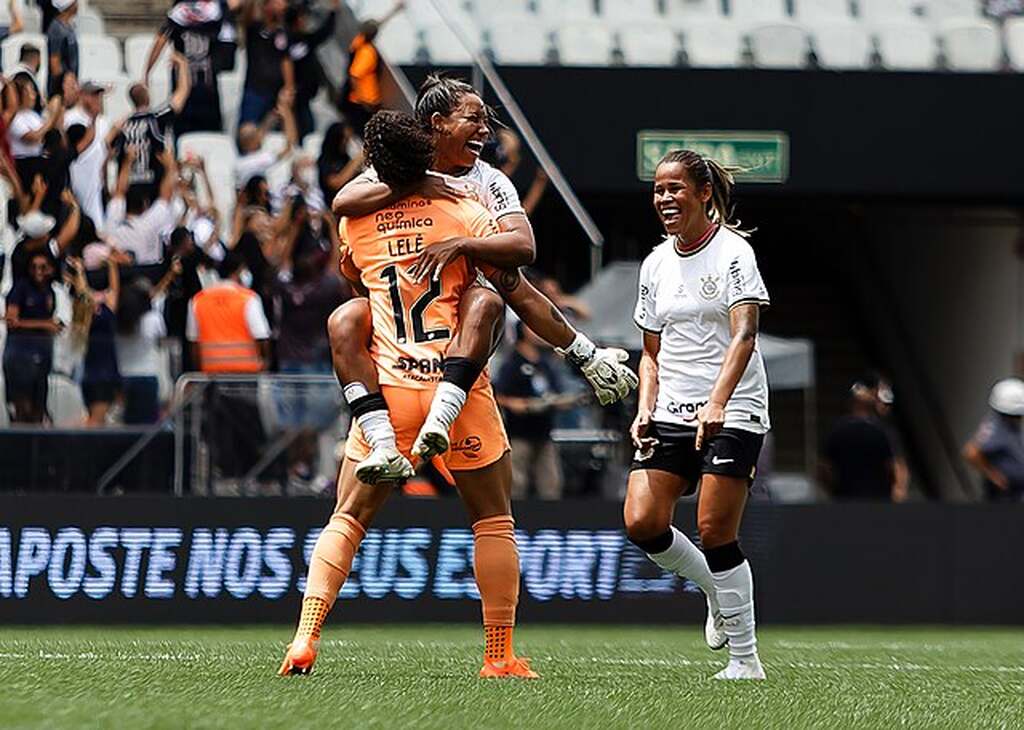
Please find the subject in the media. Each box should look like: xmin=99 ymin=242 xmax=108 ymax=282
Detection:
xmin=354 ymin=446 xmax=414 ymax=485
xmin=712 ymin=655 xmax=766 ymax=681
xmin=705 ymin=599 xmax=728 ymax=651
xmin=411 ymin=419 xmax=450 ymax=460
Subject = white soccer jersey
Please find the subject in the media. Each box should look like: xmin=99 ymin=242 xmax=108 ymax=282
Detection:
xmin=634 ymin=226 xmax=771 ymax=434
xmin=357 ymin=159 xmax=525 ymax=220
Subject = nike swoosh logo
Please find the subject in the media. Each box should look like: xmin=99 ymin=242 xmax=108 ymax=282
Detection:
xmin=711 ymin=456 xmax=734 ymax=465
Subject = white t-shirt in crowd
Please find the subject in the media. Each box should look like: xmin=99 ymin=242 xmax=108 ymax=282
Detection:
xmin=8 ymin=109 xmax=43 ymax=158
xmin=185 ymin=283 xmax=271 ymax=341
xmin=356 ymin=158 xmax=526 ymax=221
xmin=64 ymin=109 xmax=111 ymax=229
xmin=104 ymin=198 xmax=183 ymax=266
xmin=634 ymin=226 xmax=772 ymax=434
xmin=235 ymin=150 xmax=278 ymax=188
xmin=117 ymin=294 xmax=167 ymax=377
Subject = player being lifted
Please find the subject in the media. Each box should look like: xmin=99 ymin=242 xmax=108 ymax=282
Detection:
xmin=279 ymin=109 xmax=620 ymax=679
xmin=627 ymin=150 xmax=771 ymax=680
xmin=327 ymin=75 xmax=637 ymax=486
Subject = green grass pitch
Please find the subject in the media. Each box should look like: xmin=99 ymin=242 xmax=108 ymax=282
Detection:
xmin=1 ymin=625 xmax=1023 ymax=729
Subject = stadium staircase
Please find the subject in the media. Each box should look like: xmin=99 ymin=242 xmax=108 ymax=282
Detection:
xmin=88 ymin=0 xmax=167 ymax=37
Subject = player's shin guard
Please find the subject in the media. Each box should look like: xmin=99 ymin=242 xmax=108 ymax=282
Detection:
xmin=634 ymin=527 xmax=718 ymax=611
xmin=707 ymin=541 xmax=758 ymax=659
xmin=298 ymin=512 xmax=367 ymax=638
xmin=472 ymin=515 xmax=519 ymax=661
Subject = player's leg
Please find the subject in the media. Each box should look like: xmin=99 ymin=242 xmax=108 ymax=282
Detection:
xmin=445 ymin=385 xmax=536 ymax=678
xmin=413 ymin=285 xmax=505 ymax=458
xmin=328 ymin=300 xmax=412 ymax=484
xmin=697 ymin=428 xmax=766 ymax=680
xmin=451 ymin=454 xmax=537 ymax=679
xmin=624 ymin=467 xmax=726 ymax=651
xmin=279 ymin=456 xmax=394 ymax=675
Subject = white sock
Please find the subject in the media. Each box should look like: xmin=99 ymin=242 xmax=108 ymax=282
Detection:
xmin=425 ymin=381 xmax=468 ymax=433
xmin=344 ymin=382 xmax=396 ymax=450
xmin=647 ymin=527 xmax=719 ymax=614
xmin=712 ymin=560 xmax=758 ymax=660
xmin=356 ymin=410 xmax=396 ymax=450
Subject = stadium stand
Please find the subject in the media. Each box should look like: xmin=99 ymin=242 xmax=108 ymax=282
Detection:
xmin=78 ymin=34 xmax=124 ymax=80
xmin=1007 ymin=16 xmax=1024 ymax=71
xmin=749 ymin=22 xmax=810 ymax=68
xmin=940 ymin=17 xmax=1003 ymax=71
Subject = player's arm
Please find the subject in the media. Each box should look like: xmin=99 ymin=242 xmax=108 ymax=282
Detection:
xmin=486 ymin=265 xmax=637 ymax=406
xmin=631 ymin=331 xmax=660 ymax=449
xmin=963 ymin=439 xmax=1008 ymax=491
xmin=168 ymin=53 xmax=191 ymax=114
xmin=696 ymin=303 xmax=759 ymax=450
xmin=408 ymin=212 xmax=535 ymax=283
xmin=331 ymin=173 xmax=460 ymax=218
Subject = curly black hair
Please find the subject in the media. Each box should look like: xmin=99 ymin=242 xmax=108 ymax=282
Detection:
xmin=363 ymin=110 xmax=434 ymax=188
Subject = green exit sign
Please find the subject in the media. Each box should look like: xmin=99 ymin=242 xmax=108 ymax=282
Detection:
xmin=637 ymin=131 xmax=790 ymax=183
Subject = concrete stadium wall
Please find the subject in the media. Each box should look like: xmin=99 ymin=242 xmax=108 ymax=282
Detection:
xmin=2 ymin=497 xmax=1022 ymax=625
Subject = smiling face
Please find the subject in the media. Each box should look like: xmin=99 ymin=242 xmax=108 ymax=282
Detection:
xmin=653 ymin=161 xmax=711 ymax=237
xmin=430 ymin=93 xmax=490 ymax=172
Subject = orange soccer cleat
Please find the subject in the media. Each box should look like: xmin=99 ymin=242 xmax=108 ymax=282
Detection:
xmin=278 ymin=636 xmax=319 ymax=676
xmin=479 ymin=656 xmax=539 ymax=679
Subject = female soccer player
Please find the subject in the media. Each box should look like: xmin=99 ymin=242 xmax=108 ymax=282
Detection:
xmin=279 ymin=110 xmax=537 ymax=679
xmin=329 ymin=75 xmax=635 ymax=486
xmin=627 ymin=150 xmax=771 ymax=681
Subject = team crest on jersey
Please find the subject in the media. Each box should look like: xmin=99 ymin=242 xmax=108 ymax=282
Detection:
xmin=699 ymin=275 xmax=721 ymax=301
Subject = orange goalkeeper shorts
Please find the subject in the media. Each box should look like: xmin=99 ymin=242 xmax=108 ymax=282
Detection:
xmin=344 ymin=383 xmax=510 ymax=472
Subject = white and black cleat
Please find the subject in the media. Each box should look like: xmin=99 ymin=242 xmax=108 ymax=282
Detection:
xmin=705 ymin=599 xmax=728 ymax=651
xmin=412 ymin=421 xmax=450 ymax=461
xmin=712 ymin=655 xmax=766 ymax=681
xmin=355 ymin=446 xmax=414 ymax=486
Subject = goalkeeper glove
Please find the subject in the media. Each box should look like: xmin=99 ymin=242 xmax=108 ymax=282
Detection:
xmin=557 ymin=332 xmax=639 ymax=406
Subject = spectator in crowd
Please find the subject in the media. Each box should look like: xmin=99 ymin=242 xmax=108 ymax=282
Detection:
xmin=3 ymin=250 xmax=61 ymax=423
xmin=10 ymin=186 xmax=79 ymax=284
xmin=105 ymin=147 xmax=182 ymax=267
xmin=37 ymin=0 xmax=57 ymax=33
xmin=187 ymin=248 xmax=270 ymax=373
xmin=985 ymin=0 xmax=1024 ymax=19
xmin=163 ymin=225 xmax=219 ymax=372
xmin=116 ymin=55 xmax=190 ymax=201
xmin=494 ymin=322 xmax=581 ymax=499
xmin=0 ymin=0 xmax=24 ymax=42
xmin=12 ymin=44 xmax=43 ymax=89
xmin=66 ymin=255 xmax=121 ymax=426
xmin=239 ymin=0 xmax=294 ymax=126
xmin=963 ymin=378 xmax=1024 ymax=502
xmin=234 ymin=92 xmax=297 ymax=189
xmin=63 ymin=81 xmax=120 ymax=229
xmin=45 ymin=0 xmax=78 ymax=100
xmin=285 ymin=0 xmax=339 ymax=141
xmin=7 ymin=77 xmax=62 ymax=190
xmin=188 ymin=249 xmax=273 ymax=492
xmin=341 ymin=1 xmax=404 ymax=137
xmin=116 ymin=260 xmax=181 ymax=424
xmin=145 ymin=0 xmax=227 ymax=137
xmin=873 ymin=374 xmax=910 ymax=502
xmin=820 ymin=377 xmax=899 ymax=501
xmin=316 ymin=120 xmax=360 ymax=204
xmin=272 ymin=248 xmax=349 ymax=486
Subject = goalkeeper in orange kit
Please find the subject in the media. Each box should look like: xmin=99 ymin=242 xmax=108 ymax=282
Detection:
xmin=279 ymin=110 xmax=560 ymax=678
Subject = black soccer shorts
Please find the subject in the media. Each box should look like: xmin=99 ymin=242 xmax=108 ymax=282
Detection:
xmin=629 ymin=420 xmax=765 ymax=494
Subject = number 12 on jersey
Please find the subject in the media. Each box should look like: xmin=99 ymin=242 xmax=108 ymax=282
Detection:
xmin=380 ymin=265 xmax=452 ymax=345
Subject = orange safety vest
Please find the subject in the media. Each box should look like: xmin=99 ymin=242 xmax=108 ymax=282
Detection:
xmin=347 ymin=33 xmax=382 ymax=107
xmin=192 ymin=283 xmax=264 ymax=373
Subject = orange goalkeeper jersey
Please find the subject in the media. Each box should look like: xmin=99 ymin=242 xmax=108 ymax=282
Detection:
xmin=339 ymin=195 xmax=500 ymax=390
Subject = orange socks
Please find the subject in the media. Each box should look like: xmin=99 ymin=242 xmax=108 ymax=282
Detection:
xmin=296 ymin=512 xmax=366 ymax=639
xmin=473 ymin=515 xmax=520 ymax=661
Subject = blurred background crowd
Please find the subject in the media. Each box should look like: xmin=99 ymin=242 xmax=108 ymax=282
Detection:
xmin=1 ymin=0 xmax=1023 ymax=502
